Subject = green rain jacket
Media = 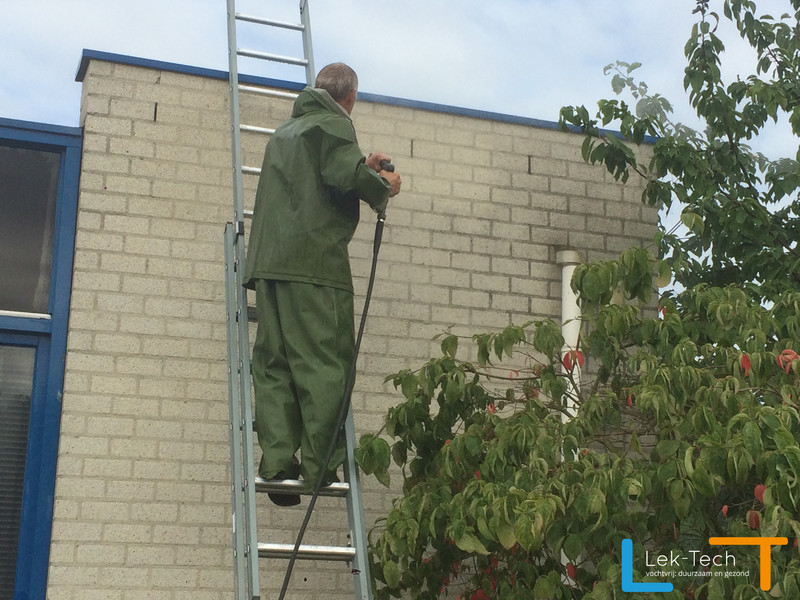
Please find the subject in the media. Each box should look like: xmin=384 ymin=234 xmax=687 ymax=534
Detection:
xmin=243 ymin=87 xmax=391 ymax=293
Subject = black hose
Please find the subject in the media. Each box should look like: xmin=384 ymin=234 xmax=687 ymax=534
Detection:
xmin=277 ymin=207 xmax=387 ymax=600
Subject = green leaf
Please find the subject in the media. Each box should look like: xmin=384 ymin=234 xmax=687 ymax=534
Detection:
xmin=690 ymin=463 xmax=715 ymax=497
xmin=680 ymin=210 xmax=705 ymax=235
xmin=656 ymin=439 xmax=681 ymax=460
xmin=383 ymin=560 xmax=401 ymax=589
xmin=455 ymin=531 xmax=489 ymax=555
xmin=391 ymin=441 xmax=407 ymax=467
xmin=742 ymin=421 xmax=763 ymax=458
xmin=533 ymin=576 xmax=556 ymax=599
xmin=495 ymin=521 xmax=516 ymax=549
xmin=563 ymin=533 xmax=583 ymax=561
xmin=441 ymin=334 xmax=458 ymax=358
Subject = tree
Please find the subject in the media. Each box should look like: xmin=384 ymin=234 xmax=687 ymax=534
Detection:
xmin=356 ymin=1 xmax=800 ymax=599
xmin=559 ymin=0 xmax=800 ymax=303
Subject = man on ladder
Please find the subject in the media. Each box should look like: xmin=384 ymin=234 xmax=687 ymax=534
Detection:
xmin=243 ymin=62 xmax=402 ymax=506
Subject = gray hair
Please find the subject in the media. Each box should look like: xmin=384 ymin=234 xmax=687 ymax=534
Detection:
xmin=314 ymin=63 xmax=358 ymax=102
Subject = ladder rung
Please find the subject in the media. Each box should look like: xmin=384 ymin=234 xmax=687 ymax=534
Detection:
xmin=242 ymin=166 xmax=261 ymax=175
xmin=258 ymin=542 xmax=356 ymax=562
xmin=238 ymin=48 xmax=308 ymax=67
xmin=235 ymin=12 xmax=305 ymax=31
xmin=254 ymin=477 xmax=350 ymax=497
xmin=240 ymin=124 xmax=276 ymax=135
xmin=239 ymin=84 xmax=299 ymax=100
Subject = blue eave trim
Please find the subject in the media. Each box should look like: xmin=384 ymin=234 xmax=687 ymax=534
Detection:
xmin=76 ymin=48 xmax=566 ymax=131
xmin=0 ymin=117 xmax=82 ymax=145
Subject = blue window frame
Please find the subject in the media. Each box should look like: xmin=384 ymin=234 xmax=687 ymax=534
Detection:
xmin=0 ymin=117 xmax=81 ymax=600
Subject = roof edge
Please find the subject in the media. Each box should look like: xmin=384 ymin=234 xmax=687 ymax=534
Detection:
xmin=76 ymin=49 xmax=564 ymax=131
xmin=0 ymin=116 xmax=83 ymax=144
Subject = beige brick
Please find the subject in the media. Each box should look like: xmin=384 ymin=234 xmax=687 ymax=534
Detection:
xmin=513 ymin=171 xmax=550 ymax=192
xmin=77 ymin=192 xmax=128 ymax=214
xmin=131 ymin=500 xmax=178 ymax=523
xmin=104 ymin=174 xmax=152 ymax=196
xmin=109 ymin=135 xmax=156 ymax=161
xmin=75 ymin=230 xmax=126 ymax=252
xmin=84 ymin=115 xmax=133 ymax=137
xmin=551 ymin=177 xmax=587 ymax=196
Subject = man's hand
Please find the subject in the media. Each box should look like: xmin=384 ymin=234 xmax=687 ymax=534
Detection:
xmin=381 ymin=170 xmax=401 ymax=197
xmin=366 ymin=152 xmax=391 ymax=172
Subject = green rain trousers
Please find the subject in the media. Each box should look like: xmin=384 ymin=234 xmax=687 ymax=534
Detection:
xmin=252 ymin=279 xmax=355 ymax=485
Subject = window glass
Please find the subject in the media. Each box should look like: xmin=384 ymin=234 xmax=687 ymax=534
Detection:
xmin=0 ymin=146 xmax=60 ymax=313
xmin=0 ymin=345 xmax=35 ymax=595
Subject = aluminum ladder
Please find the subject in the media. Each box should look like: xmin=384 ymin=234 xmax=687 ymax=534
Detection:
xmin=223 ymin=2 xmax=373 ymax=599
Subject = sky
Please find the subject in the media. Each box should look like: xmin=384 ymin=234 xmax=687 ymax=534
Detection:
xmin=0 ymin=0 xmax=796 ymax=158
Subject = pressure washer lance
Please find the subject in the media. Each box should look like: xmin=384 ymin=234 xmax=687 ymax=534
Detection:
xmin=278 ymin=160 xmax=394 ymax=600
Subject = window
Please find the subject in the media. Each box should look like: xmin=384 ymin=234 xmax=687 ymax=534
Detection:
xmin=0 ymin=118 xmax=80 ymax=600
xmin=0 ymin=146 xmax=61 ymax=314
xmin=0 ymin=344 xmax=36 ymax=593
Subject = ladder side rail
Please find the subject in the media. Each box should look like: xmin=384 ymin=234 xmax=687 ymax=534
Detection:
xmin=343 ymin=407 xmax=373 ymax=600
xmin=226 ymin=2 xmax=259 ymax=598
xmin=226 ymin=0 xmax=246 ymax=225
xmin=234 ymin=237 xmax=260 ymax=600
xmin=224 ymin=224 xmax=248 ymax=600
xmin=299 ymin=0 xmax=316 ymax=85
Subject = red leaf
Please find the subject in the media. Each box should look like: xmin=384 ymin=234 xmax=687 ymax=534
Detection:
xmin=748 ymin=510 xmax=760 ymax=530
xmin=566 ymin=562 xmax=577 ymax=580
xmin=754 ymin=484 xmax=766 ymax=503
xmin=740 ymin=354 xmax=751 ymax=377
xmin=777 ymin=349 xmax=799 ymax=373
xmin=721 ymin=504 xmax=728 ymax=517
xmin=562 ymin=350 xmax=585 ymax=371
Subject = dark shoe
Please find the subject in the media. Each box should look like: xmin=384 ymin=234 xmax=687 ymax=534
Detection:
xmin=266 ymin=471 xmax=301 ymax=507
xmin=301 ymin=470 xmax=340 ymax=493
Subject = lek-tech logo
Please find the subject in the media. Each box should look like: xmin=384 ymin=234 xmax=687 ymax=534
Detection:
xmin=621 ymin=536 xmax=788 ymax=593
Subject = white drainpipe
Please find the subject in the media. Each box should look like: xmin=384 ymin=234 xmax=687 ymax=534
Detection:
xmin=557 ymin=249 xmax=582 ymax=583
xmin=556 ymin=250 xmax=582 ymax=423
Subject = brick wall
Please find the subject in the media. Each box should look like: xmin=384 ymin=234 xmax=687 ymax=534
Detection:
xmin=48 ymin=54 xmax=657 ymax=599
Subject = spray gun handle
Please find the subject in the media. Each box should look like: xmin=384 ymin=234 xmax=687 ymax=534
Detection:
xmin=378 ymin=160 xmax=393 ymax=221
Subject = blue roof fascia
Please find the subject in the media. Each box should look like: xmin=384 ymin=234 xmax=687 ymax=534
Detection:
xmin=0 ymin=117 xmax=82 ymax=146
xmin=75 ymin=49 xmax=657 ymax=143
xmin=76 ymin=49 xmax=305 ymax=92
xmin=76 ymin=49 xmax=564 ymax=131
